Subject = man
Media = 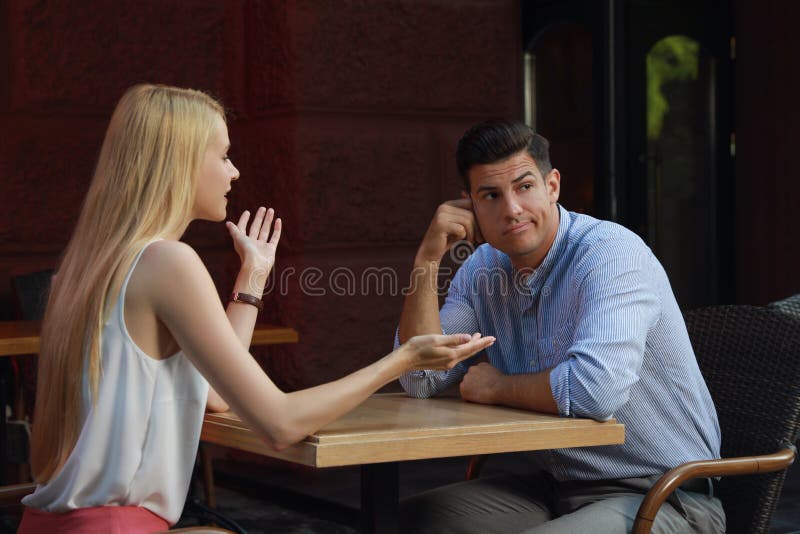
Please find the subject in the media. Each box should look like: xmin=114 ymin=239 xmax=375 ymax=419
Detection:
xmin=397 ymin=120 xmax=724 ymax=533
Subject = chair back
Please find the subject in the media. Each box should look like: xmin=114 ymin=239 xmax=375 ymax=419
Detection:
xmin=10 ymin=269 xmax=54 ymax=320
xmin=6 ymin=269 xmax=54 ymax=468
xmin=684 ymin=305 xmax=800 ymax=534
xmin=768 ymin=293 xmax=800 ymax=319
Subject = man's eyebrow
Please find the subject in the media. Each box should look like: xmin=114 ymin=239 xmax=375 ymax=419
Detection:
xmin=512 ymin=170 xmax=535 ymax=183
xmin=475 ymin=171 xmax=535 ymax=193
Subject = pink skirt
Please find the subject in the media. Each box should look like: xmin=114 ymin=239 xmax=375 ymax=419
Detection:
xmin=18 ymin=505 xmax=170 ymax=533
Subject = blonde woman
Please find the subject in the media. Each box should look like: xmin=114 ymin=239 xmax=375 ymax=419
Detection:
xmin=19 ymin=84 xmax=494 ymax=533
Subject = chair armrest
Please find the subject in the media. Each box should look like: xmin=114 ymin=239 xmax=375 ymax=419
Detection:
xmin=0 ymin=482 xmax=36 ymax=505
xmin=632 ymin=446 xmax=796 ymax=534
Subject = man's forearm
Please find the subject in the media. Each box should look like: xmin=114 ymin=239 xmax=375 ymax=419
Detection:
xmin=494 ymin=370 xmax=559 ymax=414
xmin=398 ymin=259 xmax=443 ymax=343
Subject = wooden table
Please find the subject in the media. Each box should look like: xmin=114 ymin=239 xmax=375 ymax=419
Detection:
xmin=202 ymin=393 xmax=625 ymax=533
xmin=0 ymin=320 xmax=298 ymax=356
xmin=0 ymin=321 xmax=41 ymax=357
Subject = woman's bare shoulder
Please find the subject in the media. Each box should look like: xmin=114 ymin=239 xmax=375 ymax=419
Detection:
xmin=133 ymin=240 xmax=211 ymax=294
xmin=142 ymin=239 xmax=200 ymax=264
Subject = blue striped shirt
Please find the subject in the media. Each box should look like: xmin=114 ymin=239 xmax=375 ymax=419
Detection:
xmin=399 ymin=205 xmax=721 ymax=481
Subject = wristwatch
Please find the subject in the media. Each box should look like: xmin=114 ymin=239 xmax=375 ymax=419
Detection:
xmin=230 ymin=291 xmax=264 ymax=310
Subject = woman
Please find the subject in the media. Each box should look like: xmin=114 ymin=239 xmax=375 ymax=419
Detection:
xmin=19 ymin=84 xmax=493 ymax=533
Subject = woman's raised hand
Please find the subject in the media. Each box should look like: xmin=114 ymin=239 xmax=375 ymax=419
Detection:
xmin=399 ymin=333 xmax=495 ymax=371
xmin=226 ymin=207 xmax=282 ymax=278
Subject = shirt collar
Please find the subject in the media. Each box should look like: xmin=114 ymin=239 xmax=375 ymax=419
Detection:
xmin=518 ymin=204 xmax=570 ymax=293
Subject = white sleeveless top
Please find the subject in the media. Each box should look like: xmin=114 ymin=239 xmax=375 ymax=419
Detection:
xmin=23 ymin=241 xmax=209 ymax=524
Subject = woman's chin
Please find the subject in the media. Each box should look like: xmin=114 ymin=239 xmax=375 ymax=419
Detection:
xmin=196 ymin=210 xmax=227 ymax=223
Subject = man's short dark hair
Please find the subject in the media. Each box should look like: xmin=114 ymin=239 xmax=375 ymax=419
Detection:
xmin=456 ymin=120 xmax=552 ymax=190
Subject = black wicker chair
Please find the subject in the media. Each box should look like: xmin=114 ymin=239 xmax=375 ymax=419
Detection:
xmin=768 ymin=293 xmax=800 ymax=319
xmin=633 ymin=305 xmax=800 ymax=534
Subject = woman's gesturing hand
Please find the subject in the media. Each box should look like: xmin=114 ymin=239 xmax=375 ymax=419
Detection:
xmin=399 ymin=333 xmax=495 ymax=371
xmin=226 ymin=207 xmax=282 ymax=283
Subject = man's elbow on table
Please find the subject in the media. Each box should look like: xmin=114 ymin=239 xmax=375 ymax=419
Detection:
xmin=552 ymin=363 xmax=634 ymax=421
xmin=565 ymin=388 xmax=628 ymax=422
xmin=399 ymin=373 xmax=439 ymax=399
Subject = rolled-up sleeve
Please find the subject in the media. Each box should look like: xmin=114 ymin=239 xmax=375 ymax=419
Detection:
xmin=549 ymin=243 xmax=660 ymax=420
xmin=398 ymin=260 xmax=481 ymax=398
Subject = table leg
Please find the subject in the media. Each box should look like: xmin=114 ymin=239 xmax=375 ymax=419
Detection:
xmin=360 ymin=462 xmax=398 ymax=534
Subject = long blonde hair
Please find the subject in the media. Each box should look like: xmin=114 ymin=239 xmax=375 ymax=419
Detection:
xmin=31 ymin=84 xmax=224 ymax=482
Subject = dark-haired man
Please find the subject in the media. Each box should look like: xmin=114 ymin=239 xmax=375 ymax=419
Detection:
xmin=396 ymin=120 xmax=724 ymax=533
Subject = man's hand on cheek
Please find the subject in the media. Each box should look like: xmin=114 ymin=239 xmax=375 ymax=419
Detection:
xmin=460 ymin=362 xmax=504 ymax=405
xmin=416 ymin=199 xmax=483 ymax=264
xmin=460 ymin=191 xmax=485 ymax=246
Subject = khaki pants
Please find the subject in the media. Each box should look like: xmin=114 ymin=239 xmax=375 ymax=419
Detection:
xmin=399 ymin=472 xmax=725 ymax=534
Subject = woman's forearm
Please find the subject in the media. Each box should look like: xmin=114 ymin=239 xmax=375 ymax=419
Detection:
xmin=267 ymin=350 xmax=409 ymax=449
xmin=225 ymin=263 xmax=266 ymax=348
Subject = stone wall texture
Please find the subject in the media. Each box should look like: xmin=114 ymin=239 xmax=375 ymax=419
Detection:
xmin=0 ymin=0 xmax=522 ymax=393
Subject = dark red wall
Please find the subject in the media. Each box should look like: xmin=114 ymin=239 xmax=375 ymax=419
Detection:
xmin=734 ymin=0 xmax=800 ymax=304
xmin=0 ymin=1 xmax=522 ymax=389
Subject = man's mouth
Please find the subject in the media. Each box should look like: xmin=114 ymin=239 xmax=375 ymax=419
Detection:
xmin=503 ymin=222 xmax=532 ymax=236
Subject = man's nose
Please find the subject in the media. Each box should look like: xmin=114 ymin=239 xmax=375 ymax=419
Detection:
xmin=503 ymin=196 xmax=523 ymax=218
